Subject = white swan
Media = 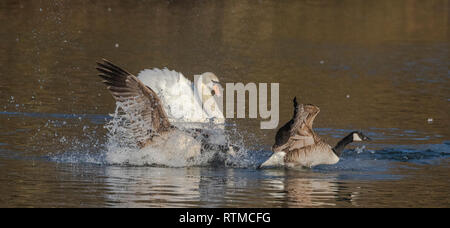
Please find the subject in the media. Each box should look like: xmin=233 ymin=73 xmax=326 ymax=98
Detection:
xmin=96 ymin=59 xmax=236 ymax=165
xmin=137 ymin=68 xmax=225 ymax=128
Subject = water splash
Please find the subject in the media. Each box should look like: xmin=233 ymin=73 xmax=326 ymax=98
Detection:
xmin=100 ymin=99 xmax=258 ymax=167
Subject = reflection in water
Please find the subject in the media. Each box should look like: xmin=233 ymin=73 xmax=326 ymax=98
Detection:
xmin=99 ymin=167 xmax=349 ymax=207
xmin=261 ymin=169 xmax=343 ymax=207
xmin=0 ymin=156 xmax=448 ymax=207
xmin=103 ymin=167 xmax=202 ymax=207
xmin=285 ymin=176 xmax=339 ymax=207
xmin=0 ymin=0 xmax=448 ymax=207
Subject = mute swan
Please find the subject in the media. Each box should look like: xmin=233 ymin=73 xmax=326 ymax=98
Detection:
xmin=96 ymin=59 xmax=237 ymax=164
xmin=259 ymin=97 xmax=370 ymax=168
xmin=137 ymin=67 xmax=224 ymax=127
xmin=96 ymin=59 xmax=203 ymax=162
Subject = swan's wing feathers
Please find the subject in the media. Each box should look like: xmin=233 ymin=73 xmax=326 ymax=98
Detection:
xmin=97 ymin=59 xmax=172 ymax=138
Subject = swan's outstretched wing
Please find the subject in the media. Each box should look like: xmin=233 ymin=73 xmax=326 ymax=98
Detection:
xmin=96 ymin=59 xmax=172 ymax=144
xmin=272 ymin=97 xmax=320 ymax=152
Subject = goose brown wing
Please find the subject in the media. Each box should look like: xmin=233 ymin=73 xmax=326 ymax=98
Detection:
xmin=272 ymin=98 xmax=320 ymax=152
xmin=96 ymin=59 xmax=172 ymax=145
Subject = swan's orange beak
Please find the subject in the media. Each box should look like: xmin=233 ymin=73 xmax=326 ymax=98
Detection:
xmin=213 ymin=84 xmax=221 ymax=97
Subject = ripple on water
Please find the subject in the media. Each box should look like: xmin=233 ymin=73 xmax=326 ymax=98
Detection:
xmin=1 ymin=110 xmax=448 ymax=180
xmin=344 ymin=143 xmax=450 ymax=163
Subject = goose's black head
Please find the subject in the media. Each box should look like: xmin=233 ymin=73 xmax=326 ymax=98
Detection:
xmin=332 ymin=131 xmax=371 ymax=157
xmin=351 ymin=131 xmax=371 ymax=142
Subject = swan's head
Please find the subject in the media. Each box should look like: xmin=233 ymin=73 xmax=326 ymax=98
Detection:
xmin=200 ymin=72 xmax=222 ymax=97
xmin=351 ymin=131 xmax=371 ymax=142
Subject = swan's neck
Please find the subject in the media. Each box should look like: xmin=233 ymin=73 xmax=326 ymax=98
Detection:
xmin=201 ymin=85 xmax=213 ymax=104
xmin=194 ymin=77 xmax=205 ymax=103
xmin=332 ymin=133 xmax=354 ymax=157
xmin=194 ymin=79 xmax=214 ymax=115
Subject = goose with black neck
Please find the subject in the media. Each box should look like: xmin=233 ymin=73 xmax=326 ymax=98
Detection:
xmin=259 ymin=98 xmax=371 ymax=168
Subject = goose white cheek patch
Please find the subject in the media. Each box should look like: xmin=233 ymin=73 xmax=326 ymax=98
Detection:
xmin=353 ymin=133 xmax=363 ymax=141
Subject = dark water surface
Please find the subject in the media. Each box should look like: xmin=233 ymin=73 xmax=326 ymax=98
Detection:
xmin=0 ymin=0 xmax=449 ymax=207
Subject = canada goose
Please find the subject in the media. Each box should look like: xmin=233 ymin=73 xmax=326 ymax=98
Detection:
xmin=259 ymin=97 xmax=370 ymax=168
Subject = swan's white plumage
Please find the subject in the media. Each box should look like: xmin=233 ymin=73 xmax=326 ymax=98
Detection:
xmin=97 ymin=60 xmax=234 ymax=167
xmin=137 ymin=68 xmax=224 ymax=127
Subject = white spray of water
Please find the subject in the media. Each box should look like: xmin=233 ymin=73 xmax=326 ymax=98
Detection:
xmin=102 ymin=99 xmax=252 ymax=167
xmin=49 ymin=99 xmax=266 ymax=168
xmin=355 ymin=145 xmax=366 ymax=154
